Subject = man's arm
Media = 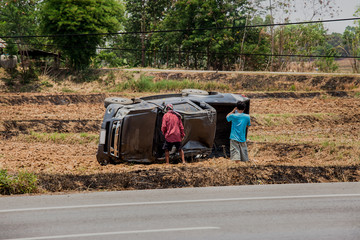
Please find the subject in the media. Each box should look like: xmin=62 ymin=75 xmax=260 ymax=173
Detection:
xmin=161 ymin=115 xmax=167 ymax=134
xmin=245 ymin=115 xmax=251 ymax=140
xmin=179 ymin=120 xmax=185 ymax=140
xmin=226 ymin=107 xmax=237 ymax=118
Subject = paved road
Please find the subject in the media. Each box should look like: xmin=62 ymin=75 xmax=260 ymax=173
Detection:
xmin=1 ymin=183 xmax=359 ymax=240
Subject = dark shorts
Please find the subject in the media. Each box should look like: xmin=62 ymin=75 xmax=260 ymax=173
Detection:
xmin=163 ymin=141 xmax=182 ymax=151
xmin=230 ymin=139 xmax=249 ymax=162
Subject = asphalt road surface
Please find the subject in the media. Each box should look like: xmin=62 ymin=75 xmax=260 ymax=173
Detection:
xmin=1 ymin=183 xmax=359 ymax=240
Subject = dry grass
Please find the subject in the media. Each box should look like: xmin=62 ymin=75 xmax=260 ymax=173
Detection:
xmin=18 ymin=131 xmax=99 ymax=145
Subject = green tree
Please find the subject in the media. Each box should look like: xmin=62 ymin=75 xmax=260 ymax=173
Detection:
xmin=342 ymin=26 xmax=360 ymax=73
xmin=326 ymin=33 xmax=343 ymax=53
xmin=0 ymin=0 xmax=40 ymax=44
xmin=40 ymin=0 xmax=125 ymax=70
xmin=263 ymin=0 xmax=339 ymax=71
xmin=274 ymin=23 xmax=326 ymax=71
xmin=341 ymin=7 xmax=360 ymax=73
xmin=314 ymin=44 xmax=339 ymax=72
xmin=117 ymin=0 xmax=171 ymax=67
xmin=0 ymin=0 xmax=41 ymax=82
xmin=150 ymin=0 xmax=269 ymax=70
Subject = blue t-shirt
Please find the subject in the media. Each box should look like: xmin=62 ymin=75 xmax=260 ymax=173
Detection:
xmin=226 ymin=112 xmax=251 ymax=143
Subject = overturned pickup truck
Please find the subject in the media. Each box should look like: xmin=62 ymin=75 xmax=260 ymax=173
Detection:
xmin=96 ymin=89 xmax=250 ymax=165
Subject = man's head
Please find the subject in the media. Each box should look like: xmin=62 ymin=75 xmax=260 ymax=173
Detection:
xmin=165 ymin=104 xmax=174 ymax=111
xmin=236 ymin=101 xmax=246 ymax=111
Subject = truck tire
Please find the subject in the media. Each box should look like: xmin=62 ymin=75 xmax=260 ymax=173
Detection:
xmin=104 ymin=97 xmax=133 ymax=108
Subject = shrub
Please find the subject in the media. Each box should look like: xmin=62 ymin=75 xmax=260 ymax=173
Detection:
xmin=111 ymin=75 xmax=230 ymax=92
xmin=94 ymin=51 xmax=127 ymax=68
xmin=0 ymin=169 xmax=38 ymax=195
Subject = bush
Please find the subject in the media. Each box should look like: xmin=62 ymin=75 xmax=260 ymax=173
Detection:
xmin=94 ymin=51 xmax=127 ymax=68
xmin=111 ymin=75 xmax=229 ymax=92
xmin=0 ymin=169 xmax=38 ymax=195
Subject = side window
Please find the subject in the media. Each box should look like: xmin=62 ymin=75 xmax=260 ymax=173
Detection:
xmin=173 ymin=103 xmax=199 ymax=112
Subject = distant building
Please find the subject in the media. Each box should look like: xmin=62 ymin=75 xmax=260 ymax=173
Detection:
xmin=0 ymin=38 xmax=17 ymax=69
xmin=0 ymin=38 xmax=6 ymax=55
xmin=0 ymin=38 xmax=6 ymax=49
xmin=0 ymin=38 xmax=59 ymax=69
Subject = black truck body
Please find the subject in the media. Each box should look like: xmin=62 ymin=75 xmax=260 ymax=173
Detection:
xmin=96 ymin=90 xmax=250 ymax=165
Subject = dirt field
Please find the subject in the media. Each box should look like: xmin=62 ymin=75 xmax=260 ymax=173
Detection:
xmin=1 ymin=70 xmax=360 ymax=193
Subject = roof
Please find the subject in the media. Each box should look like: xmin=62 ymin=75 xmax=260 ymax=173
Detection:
xmin=0 ymin=38 xmax=6 ymax=48
xmin=27 ymin=49 xmax=58 ymax=58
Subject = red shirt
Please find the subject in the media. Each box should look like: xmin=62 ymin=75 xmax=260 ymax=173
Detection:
xmin=161 ymin=111 xmax=185 ymax=142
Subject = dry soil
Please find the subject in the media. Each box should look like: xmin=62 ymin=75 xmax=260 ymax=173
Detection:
xmin=0 ymin=70 xmax=359 ymax=193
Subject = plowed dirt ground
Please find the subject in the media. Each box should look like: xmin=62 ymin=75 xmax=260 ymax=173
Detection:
xmin=1 ymin=70 xmax=360 ymax=193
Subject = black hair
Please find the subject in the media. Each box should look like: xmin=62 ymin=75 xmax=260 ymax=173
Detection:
xmin=236 ymin=101 xmax=246 ymax=110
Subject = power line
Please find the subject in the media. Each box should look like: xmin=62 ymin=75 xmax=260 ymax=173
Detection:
xmin=0 ymin=17 xmax=359 ymax=39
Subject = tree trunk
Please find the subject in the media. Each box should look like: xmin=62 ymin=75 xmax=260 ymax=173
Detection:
xmin=194 ymin=53 xmax=197 ymax=70
xmin=141 ymin=0 xmax=146 ymax=67
xmin=166 ymin=46 xmax=169 ymax=68
xmin=269 ymin=0 xmax=274 ymax=71
xmin=207 ymin=45 xmax=210 ymax=70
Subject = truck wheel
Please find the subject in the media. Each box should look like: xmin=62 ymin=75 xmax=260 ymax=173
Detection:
xmin=97 ymin=158 xmax=109 ymax=166
xmin=181 ymin=89 xmax=209 ymax=96
xmin=104 ymin=97 xmax=133 ymax=108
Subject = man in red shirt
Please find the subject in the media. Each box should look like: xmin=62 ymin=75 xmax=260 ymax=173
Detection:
xmin=161 ymin=104 xmax=186 ymax=164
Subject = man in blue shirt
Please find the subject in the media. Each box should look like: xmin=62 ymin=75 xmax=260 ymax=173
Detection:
xmin=226 ymin=101 xmax=251 ymax=162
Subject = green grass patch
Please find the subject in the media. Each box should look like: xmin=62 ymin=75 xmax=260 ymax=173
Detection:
xmin=0 ymin=169 xmax=38 ymax=195
xmin=249 ymin=134 xmax=304 ymax=143
xmin=252 ymin=113 xmax=336 ymax=126
xmin=109 ymin=75 xmax=229 ymax=92
xmin=321 ymin=140 xmax=336 ymax=148
xmin=252 ymin=113 xmax=294 ymax=127
xmin=289 ymin=84 xmax=296 ymax=91
xmin=256 ymin=113 xmax=334 ymax=118
xmin=61 ymin=87 xmax=76 ymax=93
xmin=40 ymin=80 xmax=54 ymax=88
xmin=320 ymin=140 xmax=337 ymax=154
xmin=25 ymin=132 xmax=98 ymax=144
xmin=250 ymin=133 xmax=360 ymax=149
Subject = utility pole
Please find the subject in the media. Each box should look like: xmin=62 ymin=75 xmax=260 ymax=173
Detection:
xmin=141 ymin=0 xmax=146 ymax=67
xmin=269 ymin=0 xmax=274 ymax=71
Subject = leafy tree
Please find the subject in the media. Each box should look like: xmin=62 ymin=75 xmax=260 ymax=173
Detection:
xmin=149 ymin=0 xmax=269 ymax=70
xmin=117 ymin=0 xmax=171 ymax=67
xmin=0 ymin=0 xmax=41 ymax=82
xmin=273 ymin=23 xmax=326 ymax=71
xmin=94 ymin=50 xmax=127 ymax=68
xmin=314 ymin=44 xmax=339 ymax=72
xmin=40 ymin=0 xmax=125 ymax=70
xmin=325 ymin=33 xmax=343 ymax=55
xmin=263 ymin=0 xmax=339 ymax=71
xmin=342 ymin=26 xmax=360 ymax=73
xmin=235 ymin=16 xmax=271 ymax=71
xmin=0 ymin=0 xmax=40 ymax=42
xmin=340 ymin=7 xmax=360 ymax=73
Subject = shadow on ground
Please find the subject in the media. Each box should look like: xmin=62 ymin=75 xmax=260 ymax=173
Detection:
xmin=38 ymin=165 xmax=360 ymax=193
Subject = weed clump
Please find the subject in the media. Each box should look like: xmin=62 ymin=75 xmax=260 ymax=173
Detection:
xmin=0 ymin=169 xmax=39 ymax=195
xmin=110 ymin=75 xmax=229 ymax=92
